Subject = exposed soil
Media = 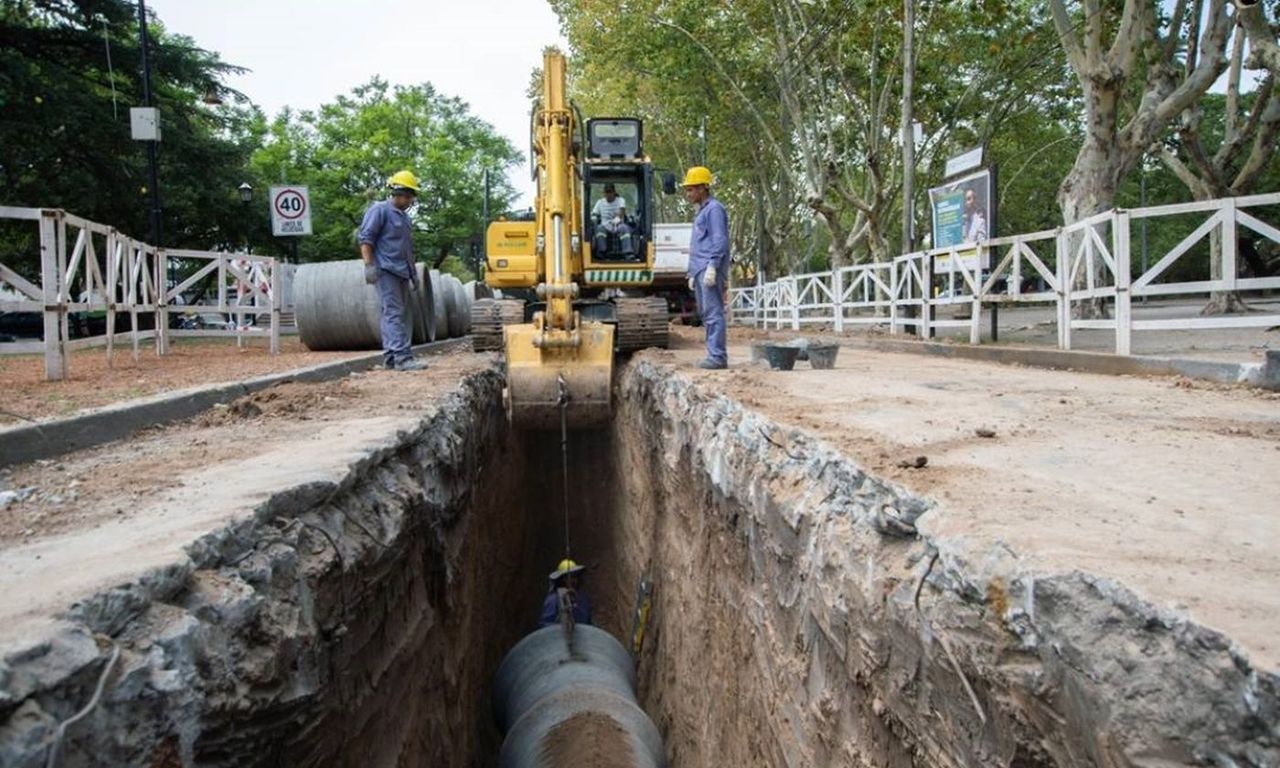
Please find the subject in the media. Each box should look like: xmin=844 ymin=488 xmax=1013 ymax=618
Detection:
xmin=0 ymin=337 xmax=367 ymax=426
xmin=662 ymin=324 xmax=1280 ymax=671
xmin=0 ymin=349 xmax=487 ymax=549
xmin=539 ymin=712 xmax=636 ymax=768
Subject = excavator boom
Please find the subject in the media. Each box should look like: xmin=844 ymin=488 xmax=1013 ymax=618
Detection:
xmin=501 ymin=50 xmax=614 ymax=430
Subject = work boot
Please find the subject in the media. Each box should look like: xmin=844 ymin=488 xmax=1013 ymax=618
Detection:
xmin=697 ymin=358 xmax=727 ymax=370
xmin=395 ymin=357 xmax=428 ymax=372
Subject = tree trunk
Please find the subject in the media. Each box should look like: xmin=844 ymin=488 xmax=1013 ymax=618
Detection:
xmin=1058 ymin=134 xmax=1123 ymax=319
xmin=1202 ymin=229 xmax=1252 ymax=314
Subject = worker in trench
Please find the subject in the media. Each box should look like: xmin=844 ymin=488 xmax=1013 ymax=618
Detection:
xmin=538 ymin=559 xmax=593 ymax=628
xmin=358 ymin=170 xmax=428 ymax=371
xmin=683 ymin=166 xmax=731 ymax=370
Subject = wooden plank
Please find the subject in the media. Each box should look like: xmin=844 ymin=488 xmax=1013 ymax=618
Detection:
xmin=1133 ymin=211 xmax=1222 ymax=289
xmin=0 ymin=263 xmax=42 ymax=300
xmin=1070 ymin=319 xmax=1118 ymax=330
xmin=1131 ymin=315 xmax=1280 ymax=331
xmin=39 ymin=213 xmax=64 ymax=380
xmin=0 ymin=206 xmax=44 ymax=220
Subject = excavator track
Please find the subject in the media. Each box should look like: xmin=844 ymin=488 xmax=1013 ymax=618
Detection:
xmin=613 ymin=297 xmax=670 ymax=352
xmin=471 ymin=298 xmax=526 ymax=352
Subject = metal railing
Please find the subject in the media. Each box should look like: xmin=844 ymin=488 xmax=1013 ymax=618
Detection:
xmin=731 ymin=193 xmax=1280 ymax=354
xmin=1 ymin=206 xmax=284 ymax=381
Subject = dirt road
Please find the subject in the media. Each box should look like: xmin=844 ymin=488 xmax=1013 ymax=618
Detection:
xmin=665 ymin=325 xmax=1280 ymax=670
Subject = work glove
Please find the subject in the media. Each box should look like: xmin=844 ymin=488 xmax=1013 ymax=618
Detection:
xmin=687 ymin=276 xmax=696 ymax=291
xmin=701 ymin=264 xmax=718 ymax=288
xmin=409 ymin=266 xmax=421 ymax=293
xmin=364 ymin=263 xmax=378 ymax=285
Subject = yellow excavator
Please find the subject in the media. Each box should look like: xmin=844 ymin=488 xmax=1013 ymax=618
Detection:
xmin=472 ymin=49 xmax=670 ymax=430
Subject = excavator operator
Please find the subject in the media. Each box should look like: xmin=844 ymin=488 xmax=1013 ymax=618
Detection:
xmin=538 ymin=559 xmax=593 ymax=628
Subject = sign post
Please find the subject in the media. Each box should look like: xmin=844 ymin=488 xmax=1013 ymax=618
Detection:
xmin=270 ymin=186 xmax=312 ymax=237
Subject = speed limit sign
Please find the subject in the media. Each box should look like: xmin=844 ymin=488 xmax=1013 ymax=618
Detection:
xmin=269 ymin=185 xmax=312 ymax=236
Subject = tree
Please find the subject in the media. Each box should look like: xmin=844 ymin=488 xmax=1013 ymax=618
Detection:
xmin=0 ymin=0 xmax=255 ymax=275
xmin=247 ymin=79 xmax=521 ymax=273
xmin=1049 ymin=0 xmax=1235 ymax=315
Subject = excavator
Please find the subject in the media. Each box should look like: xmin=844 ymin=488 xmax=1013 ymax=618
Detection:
xmin=471 ymin=49 xmax=671 ymax=430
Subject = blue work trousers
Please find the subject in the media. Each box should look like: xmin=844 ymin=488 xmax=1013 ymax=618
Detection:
xmin=376 ymin=269 xmax=412 ymax=365
xmin=693 ymin=268 xmax=727 ymax=365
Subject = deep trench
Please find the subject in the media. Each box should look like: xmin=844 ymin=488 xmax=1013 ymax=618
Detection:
xmin=11 ymin=362 xmax=1277 ymax=768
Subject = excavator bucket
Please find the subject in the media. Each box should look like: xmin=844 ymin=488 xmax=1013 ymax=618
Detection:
xmin=502 ymin=322 xmax=614 ymax=430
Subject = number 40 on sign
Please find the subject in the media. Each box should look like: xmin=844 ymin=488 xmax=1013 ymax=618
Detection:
xmin=270 ymin=186 xmax=312 ymax=236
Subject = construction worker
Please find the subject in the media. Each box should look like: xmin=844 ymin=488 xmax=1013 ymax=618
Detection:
xmin=538 ymin=558 xmax=593 ymax=627
xmin=358 ymin=170 xmax=427 ymax=371
xmin=683 ymin=166 xmax=730 ymax=369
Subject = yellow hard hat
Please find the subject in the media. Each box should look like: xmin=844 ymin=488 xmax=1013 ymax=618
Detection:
xmin=681 ymin=166 xmax=713 ymax=187
xmin=550 ymin=558 xmax=585 ymax=581
xmin=387 ymin=170 xmax=421 ymax=193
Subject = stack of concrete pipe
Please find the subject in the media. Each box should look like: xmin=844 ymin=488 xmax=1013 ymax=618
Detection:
xmin=493 ymin=625 xmax=665 ymax=767
xmin=294 ymin=260 xmax=475 ymax=351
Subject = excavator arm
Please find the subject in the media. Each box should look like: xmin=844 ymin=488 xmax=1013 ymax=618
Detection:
xmin=501 ymin=50 xmax=615 ymax=430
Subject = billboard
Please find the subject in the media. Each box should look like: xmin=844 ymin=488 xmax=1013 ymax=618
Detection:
xmin=928 ymin=168 xmax=994 ymax=273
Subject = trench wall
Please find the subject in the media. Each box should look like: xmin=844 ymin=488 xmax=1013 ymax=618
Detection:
xmin=607 ymin=358 xmax=1279 ymax=768
xmin=1 ymin=368 xmax=538 ymax=768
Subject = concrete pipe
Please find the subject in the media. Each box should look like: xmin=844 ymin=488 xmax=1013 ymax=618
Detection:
xmin=294 ymin=260 xmax=436 ymax=350
xmin=450 ymin=276 xmax=473 ymax=336
xmin=428 ymin=269 xmax=450 ymax=338
xmin=442 ymin=274 xmax=467 ymax=339
xmin=294 ymin=260 xmax=382 ymax=351
xmin=493 ymin=625 xmax=665 ymax=768
xmin=464 ymin=280 xmax=494 ymax=301
xmin=410 ymin=263 xmax=438 ymax=343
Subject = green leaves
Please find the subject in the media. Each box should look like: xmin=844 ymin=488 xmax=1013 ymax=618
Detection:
xmin=246 ymin=79 xmax=520 ymax=272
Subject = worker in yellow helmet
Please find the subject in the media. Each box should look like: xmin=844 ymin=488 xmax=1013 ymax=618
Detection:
xmin=538 ymin=558 xmax=593 ymax=627
xmin=358 ymin=170 xmax=426 ymax=371
xmin=682 ymin=166 xmax=730 ymax=369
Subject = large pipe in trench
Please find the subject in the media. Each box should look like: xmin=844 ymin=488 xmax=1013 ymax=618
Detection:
xmin=493 ymin=625 xmax=665 ymax=767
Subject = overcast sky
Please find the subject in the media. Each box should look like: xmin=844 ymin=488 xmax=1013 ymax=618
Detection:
xmin=145 ymin=0 xmax=567 ymax=205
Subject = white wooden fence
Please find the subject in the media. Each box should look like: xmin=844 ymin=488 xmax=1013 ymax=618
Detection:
xmin=0 ymin=206 xmax=284 ymax=381
xmin=731 ymin=193 xmax=1280 ymax=354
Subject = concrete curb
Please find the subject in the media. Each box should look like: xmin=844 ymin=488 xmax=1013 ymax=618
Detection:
xmin=837 ymin=336 xmax=1274 ymax=389
xmin=0 ymin=338 xmax=470 ymax=468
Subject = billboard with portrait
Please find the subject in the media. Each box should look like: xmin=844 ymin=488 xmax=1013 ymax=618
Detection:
xmin=928 ymin=168 xmax=994 ymax=272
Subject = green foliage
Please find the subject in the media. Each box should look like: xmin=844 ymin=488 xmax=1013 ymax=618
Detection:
xmin=246 ymin=80 xmax=521 ymax=268
xmin=0 ymin=0 xmax=255 ymax=275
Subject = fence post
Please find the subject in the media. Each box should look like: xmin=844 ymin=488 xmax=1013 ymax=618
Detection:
xmin=889 ymin=261 xmax=900 ymax=335
xmin=832 ymin=269 xmax=845 ymax=333
xmin=1221 ymin=197 xmax=1238 ymax=295
xmin=922 ymin=254 xmax=934 ymax=339
xmin=783 ymin=279 xmax=793 ymax=332
xmin=39 ymin=210 xmax=66 ymax=381
xmin=270 ymin=257 xmax=282 ymax=355
xmin=1114 ymin=210 xmax=1132 ymax=355
xmin=1057 ymin=229 xmax=1071 ymax=350
xmin=156 ymin=248 xmax=169 ymax=355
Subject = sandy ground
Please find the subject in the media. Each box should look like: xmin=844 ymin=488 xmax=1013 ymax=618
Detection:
xmin=747 ymin=297 xmax=1280 ymax=363
xmin=663 ymin=325 xmax=1280 ymax=670
xmin=0 ymin=349 xmax=492 ymax=649
xmin=0 ymin=337 xmax=368 ymax=426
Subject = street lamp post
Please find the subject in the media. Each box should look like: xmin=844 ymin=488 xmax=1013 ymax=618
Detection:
xmin=137 ymin=0 xmax=162 ymax=252
xmin=238 ymin=182 xmax=253 ymax=252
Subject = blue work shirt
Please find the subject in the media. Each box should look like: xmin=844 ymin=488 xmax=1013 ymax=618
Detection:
xmin=687 ymin=195 xmax=730 ymax=277
xmin=538 ymin=589 xmax=593 ymax=628
xmin=358 ymin=199 xmax=414 ymax=278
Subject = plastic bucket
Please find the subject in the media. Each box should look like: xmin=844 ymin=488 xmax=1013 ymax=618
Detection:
xmin=762 ymin=344 xmax=800 ymax=370
xmin=807 ymin=344 xmax=839 ymax=369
